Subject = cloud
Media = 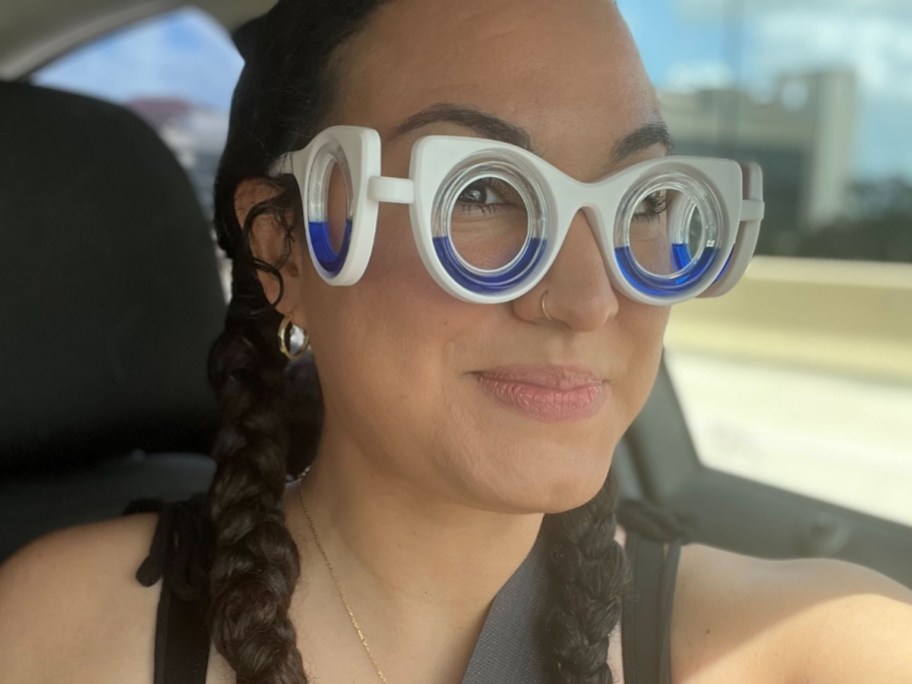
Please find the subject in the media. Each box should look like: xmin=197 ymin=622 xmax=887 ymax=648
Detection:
xmin=748 ymin=11 xmax=912 ymax=106
xmin=659 ymin=0 xmax=912 ymax=177
xmin=665 ymin=60 xmax=735 ymax=92
xmin=666 ymin=1 xmax=912 ymax=104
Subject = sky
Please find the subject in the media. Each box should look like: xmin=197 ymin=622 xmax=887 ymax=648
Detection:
xmin=620 ymin=0 xmax=912 ymax=180
xmin=34 ymin=2 xmax=912 ymax=181
xmin=35 ymin=8 xmax=243 ymax=111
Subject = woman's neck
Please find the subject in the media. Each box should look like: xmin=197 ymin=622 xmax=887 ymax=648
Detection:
xmin=281 ymin=450 xmax=545 ymax=682
xmin=292 ymin=457 xmax=543 ymax=612
xmin=285 ymin=444 xmax=543 ymax=684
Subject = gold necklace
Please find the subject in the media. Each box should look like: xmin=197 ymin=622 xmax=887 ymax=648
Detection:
xmin=297 ymin=467 xmax=389 ymax=684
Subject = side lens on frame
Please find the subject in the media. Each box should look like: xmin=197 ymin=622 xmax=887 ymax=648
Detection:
xmin=306 ymin=141 xmax=354 ymax=276
xmin=616 ymin=171 xmax=722 ymax=298
xmin=433 ymin=159 xmax=548 ymax=295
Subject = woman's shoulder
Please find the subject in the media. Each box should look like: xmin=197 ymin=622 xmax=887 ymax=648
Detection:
xmin=0 ymin=509 xmax=164 ymax=683
xmin=671 ymin=542 xmax=912 ymax=684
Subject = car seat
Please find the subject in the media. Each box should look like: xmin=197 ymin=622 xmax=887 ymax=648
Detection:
xmin=0 ymin=81 xmax=225 ymax=563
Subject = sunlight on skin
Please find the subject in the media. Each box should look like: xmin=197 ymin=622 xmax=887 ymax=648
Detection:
xmin=671 ymin=543 xmax=912 ymax=683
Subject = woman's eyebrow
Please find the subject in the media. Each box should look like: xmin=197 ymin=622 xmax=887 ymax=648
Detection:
xmin=390 ymin=103 xmax=533 ymax=149
xmin=608 ymin=121 xmax=674 ymax=163
xmin=390 ymin=103 xmax=674 ymax=166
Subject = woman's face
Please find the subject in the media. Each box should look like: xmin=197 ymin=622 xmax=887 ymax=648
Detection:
xmin=291 ymin=0 xmax=670 ymax=513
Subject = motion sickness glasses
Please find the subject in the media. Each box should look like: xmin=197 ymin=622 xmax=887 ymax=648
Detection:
xmin=270 ymin=126 xmax=765 ymax=306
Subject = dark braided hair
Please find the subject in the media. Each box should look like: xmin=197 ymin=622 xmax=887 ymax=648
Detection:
xmin=206 ymin=1 xmax=634 ymax=681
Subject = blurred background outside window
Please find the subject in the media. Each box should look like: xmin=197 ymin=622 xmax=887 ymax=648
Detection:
xmin=621 ymin=0 xmax=912 ymax=525
xmin=34 ymin=8 xmax=242 ymax=292
xmin=35 ymin=7 xmax=242 ymax=217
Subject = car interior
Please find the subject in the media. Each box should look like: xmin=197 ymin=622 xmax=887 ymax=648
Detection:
xmin=1 ymin=0 xmax=910 ymax=593
xmin=0 ymin=78 xmax=224 ymax=560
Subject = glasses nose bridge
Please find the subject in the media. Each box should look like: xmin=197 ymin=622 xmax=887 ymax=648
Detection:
xmin=554 ymin=175 xmax=611 ymax=240
xmin=547 ymin=203 xmax=612 ymax=285
xmin=555 ymin=181 xmax=613 ymax=261
xmin=536 ymin=187 xmax=619 ymax=328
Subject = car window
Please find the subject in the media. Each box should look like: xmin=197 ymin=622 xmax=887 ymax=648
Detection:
xmin=620 ymin=0 xmax=912 ymax=526
xmin=32 ymin=7 xmax=243 ymax=220
xmin=32 ymin=7 xmax=242 ymax=295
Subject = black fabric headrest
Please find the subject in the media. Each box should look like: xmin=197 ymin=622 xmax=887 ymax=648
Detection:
xmin=0 ymin=82 xmax=227 ymax=473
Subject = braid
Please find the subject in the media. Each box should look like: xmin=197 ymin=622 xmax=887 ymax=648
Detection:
xmin=541 ymin=470 xmax=629 ymax=684
xmin=205 ymin=255 xmax=310 ymax=682
xmin=205 ymin=1 xmax=384 ymax=680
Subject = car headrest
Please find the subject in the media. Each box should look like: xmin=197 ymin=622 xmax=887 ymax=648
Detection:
xmin=0 ymin=82 xmax=227 ymax=473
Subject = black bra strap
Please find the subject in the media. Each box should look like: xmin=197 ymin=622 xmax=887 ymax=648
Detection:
xmin=154 ymin=579 xmax=211 ymax=684
xmin=124 ymin=495 xmax=213 ymax=684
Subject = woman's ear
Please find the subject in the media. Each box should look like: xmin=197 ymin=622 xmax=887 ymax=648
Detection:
xmin=234 ymin=178 xmax=307 ymax=325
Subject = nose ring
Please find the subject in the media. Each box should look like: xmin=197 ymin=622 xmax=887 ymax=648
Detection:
xmin=540 ymin=290 xmax=553 ymax=321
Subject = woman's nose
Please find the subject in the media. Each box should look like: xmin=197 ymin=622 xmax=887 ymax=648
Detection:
xmin=512 ymin=210 xmax=619 ymax=330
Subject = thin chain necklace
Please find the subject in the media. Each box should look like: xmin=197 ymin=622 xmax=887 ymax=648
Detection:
xmin=296 ymin=467 xmax=389 ymax=684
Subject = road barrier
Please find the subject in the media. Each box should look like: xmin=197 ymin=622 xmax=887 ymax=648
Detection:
xmin=665 ymin=256 xmax=912 ymax=384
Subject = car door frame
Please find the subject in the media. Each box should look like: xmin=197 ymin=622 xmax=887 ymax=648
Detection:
xmin=622 ymin=357 xmax=912 ymax=588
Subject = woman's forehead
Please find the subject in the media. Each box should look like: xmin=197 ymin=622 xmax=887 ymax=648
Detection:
xmin=335 ymin=0 xmax=659 ymax=163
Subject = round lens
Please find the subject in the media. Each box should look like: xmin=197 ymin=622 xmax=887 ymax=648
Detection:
xmin=432 ymin=157 xmax=548 ymax=295
xmin=307 ymin=142 xmax=353 ymax=276
xmin=449 ymin=174 xmax=530 ymax=271
xmin=615 ymin=170 xmax=722 ymax=298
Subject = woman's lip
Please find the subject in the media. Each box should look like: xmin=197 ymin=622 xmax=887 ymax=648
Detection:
xmin=472 ymin=367 xmax=606 ymax=422
xmin=473 ymin=366 xmax=605 ymax=389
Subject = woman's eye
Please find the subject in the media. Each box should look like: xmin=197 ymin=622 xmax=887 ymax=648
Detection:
xmin=633 ymin=190 xmax=669 ymax=223
xmin=456 ymin=179 xmax=514 ymax=213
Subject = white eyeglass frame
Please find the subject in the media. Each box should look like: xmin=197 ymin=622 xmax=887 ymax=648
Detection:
xmin=269 ymin=125 xmax=765 ymax=306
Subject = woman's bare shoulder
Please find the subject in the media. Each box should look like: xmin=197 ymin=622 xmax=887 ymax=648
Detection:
xmin=0 ymin=512 xmax=162 ymax=683
xmin=672 ymin=542 xmax=912 ymax=684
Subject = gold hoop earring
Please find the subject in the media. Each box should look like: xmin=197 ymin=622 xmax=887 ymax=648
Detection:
xmin=278 ymin=315 xmax=311 ymax=361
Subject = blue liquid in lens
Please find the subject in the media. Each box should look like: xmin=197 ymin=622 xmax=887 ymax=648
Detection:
xmin=433 ymin=236 xmax=546 ymax=293
xmin=616 ymin=243 xmax=718 ymax=297
xmin=309 ymin=218 xmax=352 ymax=276
xmin=672 ymin=243 xmax=692 ymax=271
xmin=675 ymin=243 xmax=735 ymax=286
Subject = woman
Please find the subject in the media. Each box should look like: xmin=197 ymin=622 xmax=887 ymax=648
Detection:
xmin=1 ymin=0 xmax=910 ymax=682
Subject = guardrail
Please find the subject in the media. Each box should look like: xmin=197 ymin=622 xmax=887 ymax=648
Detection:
xmin=665 ymin=256 xmax=912 ymax=384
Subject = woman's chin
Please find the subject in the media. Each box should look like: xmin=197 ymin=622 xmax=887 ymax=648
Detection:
xmin=535 ymin=468 xmax=613 ymax=514
xmin=454 ymin=446 xmax=614 ymax=516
